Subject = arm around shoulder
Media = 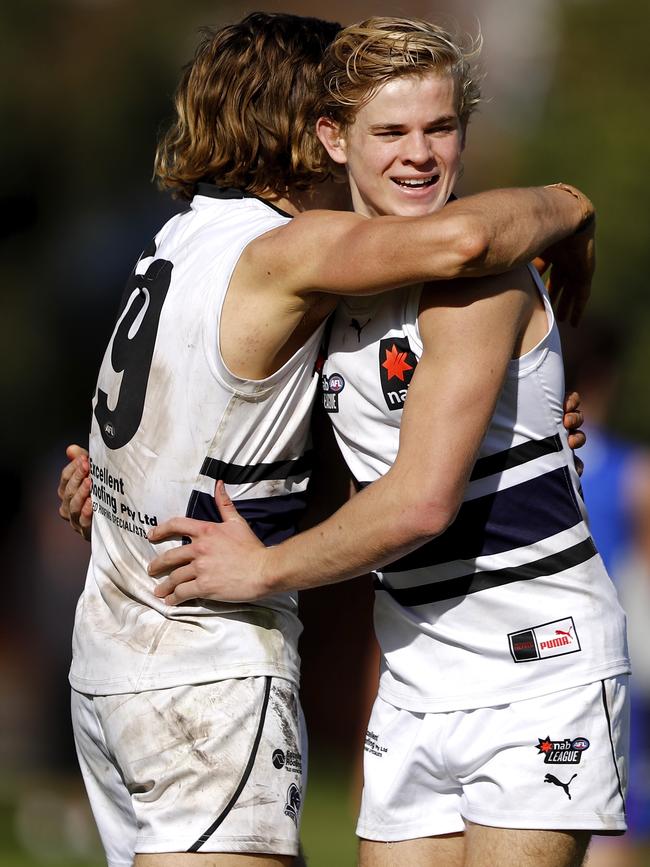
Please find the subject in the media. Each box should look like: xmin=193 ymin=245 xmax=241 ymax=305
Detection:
xmin=247 ymin=183 xmax=593 ymax=304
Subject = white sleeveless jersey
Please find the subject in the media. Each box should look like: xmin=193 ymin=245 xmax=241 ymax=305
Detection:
xmin=70 ymin=185 xmax=326 ymax=695
xmin=322 ymin=268 xmax=629 ymax=712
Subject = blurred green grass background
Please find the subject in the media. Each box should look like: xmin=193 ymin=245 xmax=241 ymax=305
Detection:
xmin=2 ymin=760 xmax=649 ymax=866
xmin=0 ymin=758 xmax=358 ymax=867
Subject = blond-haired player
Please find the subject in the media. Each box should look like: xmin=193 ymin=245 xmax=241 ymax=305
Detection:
xmin=60 ymin=13 xmax=596 ymax=867
xmin=146 ymin=18 xmax=626 ymax=867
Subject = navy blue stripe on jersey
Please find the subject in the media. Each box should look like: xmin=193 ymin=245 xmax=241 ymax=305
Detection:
xmin=377 ymin=537 xmax=598 ymax=606
xmin=379 ymin=466 xmax=583 ymax=573
xmin=469 ymin=434 xmax=563 ymax=481
xmin=186 ymin=490 xmax=307 ymax=545
xmin=200 ymin=451 xmax=313 ymax=485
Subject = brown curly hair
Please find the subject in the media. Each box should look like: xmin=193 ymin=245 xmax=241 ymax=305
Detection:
xmin=155 ymin=13 xmax=341 ymax=200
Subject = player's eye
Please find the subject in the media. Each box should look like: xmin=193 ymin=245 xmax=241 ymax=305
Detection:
xmin=426 ymin=125 xmax=455 ymax=135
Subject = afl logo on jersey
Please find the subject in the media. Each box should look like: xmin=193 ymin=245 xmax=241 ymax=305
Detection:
xmin=322 ymin=372 xmax=345 ymax=413
xmin=379 ymin=337 xmax=418 ymax=411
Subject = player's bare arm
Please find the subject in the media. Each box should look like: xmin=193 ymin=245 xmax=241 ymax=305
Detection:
xmin=253 ymin=185 xmax=593 ymax=296
xmin=536 ymin=205 xmax=595 ymax=326
xmin=220 ymin=184 xmax=593 ymax=381
xmin=148 ymin=266 xmax=540 ymax=603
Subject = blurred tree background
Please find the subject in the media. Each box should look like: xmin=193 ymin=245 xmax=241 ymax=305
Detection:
xmin=0 ymin=0 xmax=648 ymax=864
xmin=2 ymin=0 xmax=648 ymax=454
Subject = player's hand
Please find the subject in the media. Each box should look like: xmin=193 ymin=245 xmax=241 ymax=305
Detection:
xmin=149 ymin=482 xmax=268 ymax=605
xmin=540 ymin=213 xmax=595 ymax=327
xmin=58 ymin=444 xmax=93 ymax=541
xmin=562 ymin=391 xmax=585 ymax=476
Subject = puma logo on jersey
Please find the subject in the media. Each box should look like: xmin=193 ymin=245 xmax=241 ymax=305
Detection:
xmin=544 ymin=773 xmax=577 ymax=799
xmin=350 ymin=318 xmax=371 ymax=341
xmin=509 ymin=617 xmax=581 ymax=663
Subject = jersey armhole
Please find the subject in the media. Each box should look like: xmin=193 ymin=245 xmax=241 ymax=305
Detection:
xmin=203 ymin=218 xmax=292 ymax=397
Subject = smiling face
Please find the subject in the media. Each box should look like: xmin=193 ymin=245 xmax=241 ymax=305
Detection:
xmin=318 ymin=72 xmax=465 ymax=218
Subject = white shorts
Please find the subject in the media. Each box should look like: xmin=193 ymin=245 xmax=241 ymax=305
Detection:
xmin=72 ymin=677 xmax=306 ymax=867
xmin=357 ymin=676 xmax=629 ymax=841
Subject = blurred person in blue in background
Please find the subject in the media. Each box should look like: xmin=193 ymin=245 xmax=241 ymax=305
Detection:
xmin=563 ymin=314 xmax=650 ymax=867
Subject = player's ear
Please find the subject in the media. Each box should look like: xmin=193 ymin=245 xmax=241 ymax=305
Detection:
xmin=316 ymin=117 xmax=348 ymax=165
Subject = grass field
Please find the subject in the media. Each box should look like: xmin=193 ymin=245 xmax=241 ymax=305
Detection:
xmin=0 ymin=757 xmax=358 ymax=867
xmin=1 ymin=763 xmax=648 ymax=866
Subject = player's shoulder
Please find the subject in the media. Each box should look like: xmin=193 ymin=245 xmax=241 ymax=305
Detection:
xmin=257 ymin=208 xmax=366 ymax=243
xmin=242 ymin=209 xmax=366 ymax=280
xmin=420 ymin=264 xmax=533 ymax=315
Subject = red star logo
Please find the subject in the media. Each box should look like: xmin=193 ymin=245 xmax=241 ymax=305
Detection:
xmin=536 ymin=737 xmax=554 ymax=754
xmin=382 ymin=344 xmax=413 ymax=381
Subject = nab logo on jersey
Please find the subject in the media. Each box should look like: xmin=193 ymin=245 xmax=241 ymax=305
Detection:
xmin=379 ymin=337 xmax=418 ymax=411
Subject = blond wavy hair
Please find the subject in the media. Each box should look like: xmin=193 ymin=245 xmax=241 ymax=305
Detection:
xmin=155 ymin=13 xmax=341 ymax=200
xmin=321 ymin=17 xmax=482 ymax=128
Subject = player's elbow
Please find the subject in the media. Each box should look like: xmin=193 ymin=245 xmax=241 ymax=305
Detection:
xmin=443 ymin=216 xmax=490 ymax=277
xmin=406 ymin=494 xmax=460 ymax=542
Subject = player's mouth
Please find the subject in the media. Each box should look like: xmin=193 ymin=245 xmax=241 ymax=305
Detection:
xmin=391 ymin=175 xmax=439 ymax=192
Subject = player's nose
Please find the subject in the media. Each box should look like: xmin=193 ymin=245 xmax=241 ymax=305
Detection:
xmin=401 ymin=131 xmax=434 ymax=166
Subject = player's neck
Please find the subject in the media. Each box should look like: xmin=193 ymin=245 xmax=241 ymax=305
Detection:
xmin=262 ymin=180 xmax=352 ymax=216
xmin=259 ymin=190 xmax=302 ymax=216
